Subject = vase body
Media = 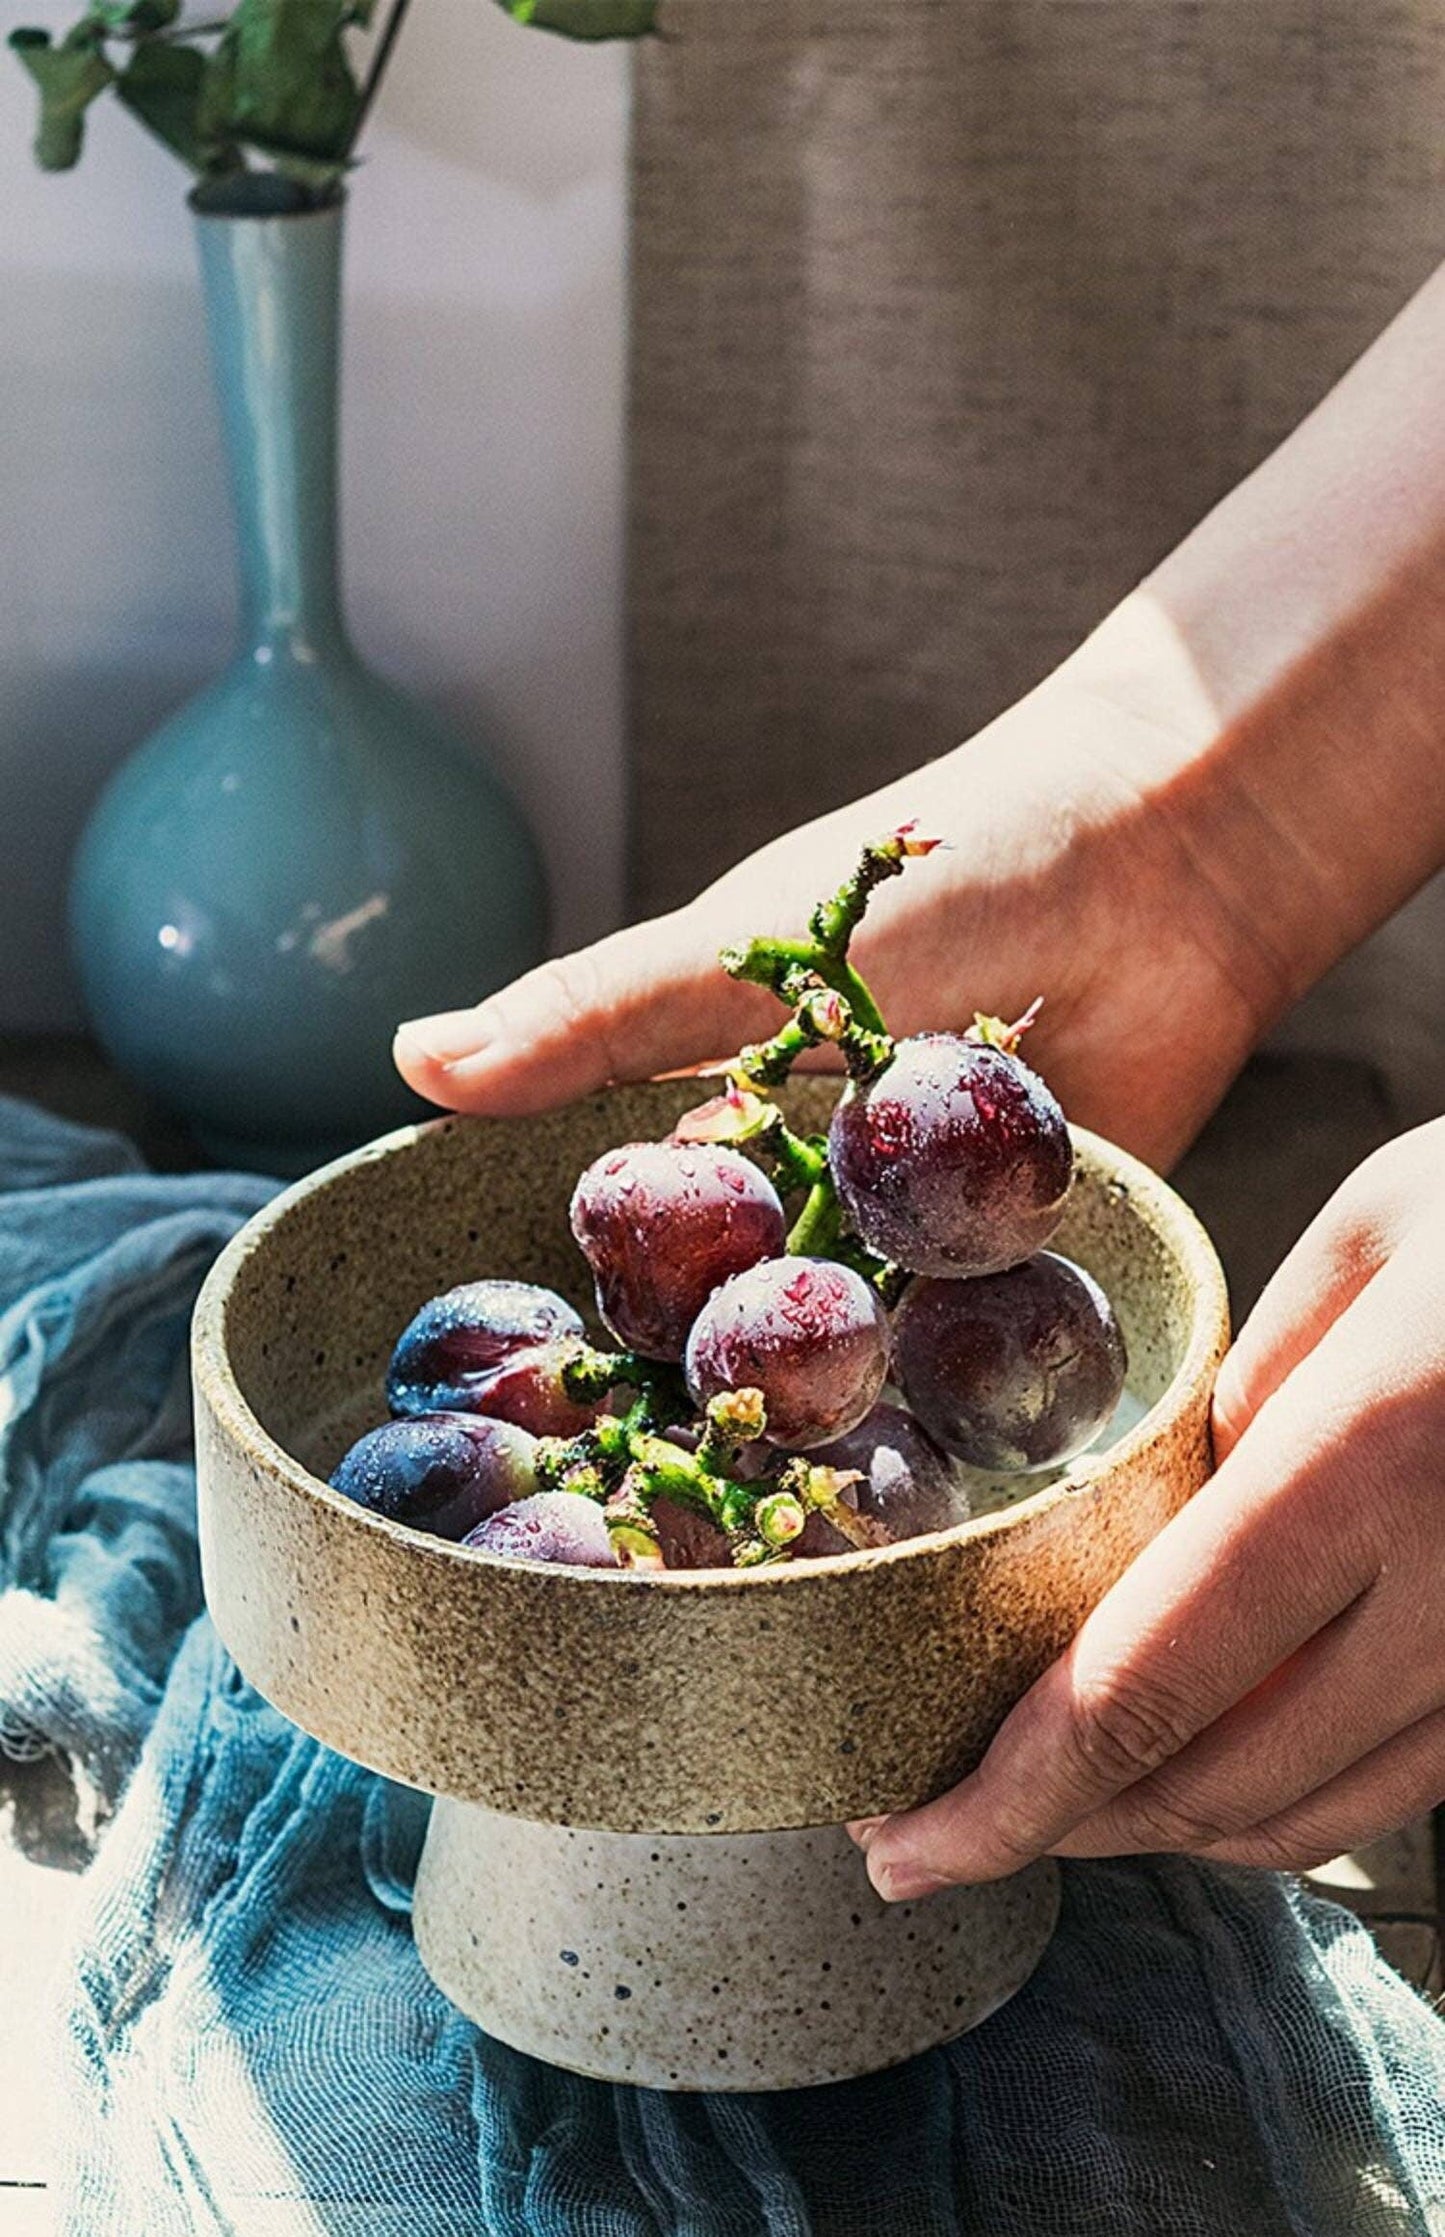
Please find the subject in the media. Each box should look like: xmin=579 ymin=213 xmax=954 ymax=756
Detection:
xmin=70 ymin=200 xmax=548 ymax=1174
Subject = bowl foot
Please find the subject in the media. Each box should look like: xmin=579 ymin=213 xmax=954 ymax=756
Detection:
xmin=414 ymin=1801 xmax=1059 ymax=2091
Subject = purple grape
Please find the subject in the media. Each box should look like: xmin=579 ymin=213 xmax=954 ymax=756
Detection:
xmin=463 ymin=1491 xmax=619 ymax=1568
xmin=330 ymin=1414 xmax=539 ymax=1540
xmin=452 ymin=1339 xmax=603 ymax=1439
xmin=790 ymin=1510 xmax=856 ymax=1559
xmin=570 ymin=1139 xmax=786 ymax=1361
xmin=810 ymin=1402 xmax=970 ymax=1541
xmin=684 ymin=1256 xmax=890 ymax=1450
xmin=651 ymin=1495 xmax=734 ymax=1570
xmin=828 ymin=1033 xmax=1072 ymax=1277
xmin=388 ymin=1279 xmax=584 ymax=1417
xmin=893 ymin=1252 xmax=1127 ymax=1472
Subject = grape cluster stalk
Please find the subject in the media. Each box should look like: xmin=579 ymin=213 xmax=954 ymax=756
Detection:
xmin=330 ymin=823 xmax=1127 ymax=1570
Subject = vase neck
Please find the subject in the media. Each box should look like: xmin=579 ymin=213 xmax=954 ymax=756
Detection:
xmin=194 ymin=205 xmax=348 ymax=654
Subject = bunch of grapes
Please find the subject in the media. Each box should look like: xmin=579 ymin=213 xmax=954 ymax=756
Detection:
xmin=331 ymin=825 xmax=1126 ymax=1569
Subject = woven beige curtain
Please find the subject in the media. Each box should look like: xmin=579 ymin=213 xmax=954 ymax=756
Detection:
xmin=629 ymin=0 xmax=1445 ymax=1117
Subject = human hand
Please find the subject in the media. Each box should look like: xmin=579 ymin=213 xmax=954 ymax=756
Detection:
xmin=853 ymin=1119 xmax=1445 ymax=1898
xmin=395 ymin=623 xmax=1287 ymax=1172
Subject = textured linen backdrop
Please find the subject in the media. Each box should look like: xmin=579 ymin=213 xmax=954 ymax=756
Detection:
xmin=628 ymin=0 xmax=1445 ymax=1123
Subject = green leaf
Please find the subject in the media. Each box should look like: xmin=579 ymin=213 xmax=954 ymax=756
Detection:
xmin=9 ymin=27 xmax=114 ymax=170
xmin=115 ymin=38 xmax=231 ymax=172
xmin=494 ymin=0 xmax=658 ymax=39
xmin=87 ymin=0 xmax=181 ymax=33
xmin=209 ymin=0 xmax=362 ymax=165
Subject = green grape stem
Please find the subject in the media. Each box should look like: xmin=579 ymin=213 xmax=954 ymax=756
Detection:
xmin=720 ymin=825 xmax=940 ymax=1052
xmin=695 ymin=1386 xmax=766 ymax=1476
xmin=712 ymin=828 xmax=951 ymax=1266
xmin=807 ymin=828 xmax=921 ymax=964
xmin=733 ymin=977 xmax=893 ymax=1254
xmin=723 ymin=936 xmax=888 ymax=1042
xmin=755 ymin=1491 xmax=806 ymax=1548
xmin=785 ymin=1176 xmax=844 ymax=1258
xmin=779 ymin=1458 xmax=889 ymax=1552
xmin=603 ymin=1483 xmax=667 ymax=1571
xmin=540 ymin=1396 xmax=879 ymax=1567
xmin=739 ymin=978 xmax=893 ymax=1090
xmin=558 ymin=1342 xmax=689 ymax=1431
xmin=761 ymin=1118 xmax=829 ymax=1195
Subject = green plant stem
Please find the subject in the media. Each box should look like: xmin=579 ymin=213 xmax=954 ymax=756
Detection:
xmin=739 ymin=982 xmax=892 ymax=1090
xmin=346 ymin=0 xmax=411 ymax=153
xmin=759 ymin=1117 xmax=827 ymax=1194
xmin=808 ymin=836 xmax=910 ymax=963
xmin=694 ymin=1387 xmax=765 ymax=1475
xmin=722 ymin=936 xmax=887 ymax=1039
xmin=538 ymin=1400 xmax=876 ymax=1567
xmin=785 ymin=1171 xmax=838 ymax=1255
xmin=558 ymin=1342 xmax=686 ymax=1424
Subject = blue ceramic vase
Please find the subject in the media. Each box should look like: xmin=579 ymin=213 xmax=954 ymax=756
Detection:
xmin=70 ymin=194 xmax=548 ymax=1174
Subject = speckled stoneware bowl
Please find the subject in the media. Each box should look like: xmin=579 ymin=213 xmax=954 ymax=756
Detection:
xmin=193 ymin=1080 xmax=1229 ymax=2090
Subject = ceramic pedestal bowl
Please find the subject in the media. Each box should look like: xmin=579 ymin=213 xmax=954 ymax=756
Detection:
xmin=192 ymin=1079 xmax=1228 ymax=2091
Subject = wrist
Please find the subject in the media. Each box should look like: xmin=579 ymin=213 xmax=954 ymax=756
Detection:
xmin=1059 ymin=531 xmax=1445 ymax=1034
xmin=1047 ymin=599 xmax=1325 ymax=1038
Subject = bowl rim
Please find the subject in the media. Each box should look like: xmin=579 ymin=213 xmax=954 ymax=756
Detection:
xmin=192 ymin=1109 xmax=1230 ymax=1595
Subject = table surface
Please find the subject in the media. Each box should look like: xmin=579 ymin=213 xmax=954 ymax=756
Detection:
xmin=1 ymin=1035 xmax=1440 ymax=2223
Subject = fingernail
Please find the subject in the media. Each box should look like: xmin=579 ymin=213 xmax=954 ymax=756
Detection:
xmin=869 ymin=1855 xmax=951 ymax=1904
xmin=394 ymin=1010 xmax=492 ymax=1071
xmin=847 ymin=1816 xmax=891 ymax=1851
xmin=443 ymin=1041 xmax=506 ymax=1083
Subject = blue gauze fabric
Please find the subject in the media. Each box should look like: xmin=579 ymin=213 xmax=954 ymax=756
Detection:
xmin=2 ymin=1096 xmax=1443 ymax=2235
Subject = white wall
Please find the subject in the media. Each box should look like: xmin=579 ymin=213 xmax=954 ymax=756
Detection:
xmin=0 ymin=0 xmax=630 ymax=1030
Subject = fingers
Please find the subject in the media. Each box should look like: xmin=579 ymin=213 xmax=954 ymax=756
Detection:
xmin=393 ymin=911 xmax=780 ymax=1116
xmin=1051 ymin=1565 xmax=1444 ymax=1859
xmin=857 ymin=1256 xmax=1425 ymax=1899
xmin=1201 ymin=1702 xmax=1445 ymax=1872
xmin=1212 ymin=1122 xmax=1444 ymax=1458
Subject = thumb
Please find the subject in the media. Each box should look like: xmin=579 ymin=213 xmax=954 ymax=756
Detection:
xmin=393 ymin=908 xmax=785 ymax=1116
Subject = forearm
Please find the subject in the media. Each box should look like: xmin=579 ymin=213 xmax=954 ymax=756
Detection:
xmin=1063 ymin=258 xmax=1445 ymax=1028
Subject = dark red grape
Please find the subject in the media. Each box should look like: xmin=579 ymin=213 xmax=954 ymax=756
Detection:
xmin=810 ymin=1402 xmax=970 ymax=1541
xmin=893 ymin=1252 xmax=1126 ymax=1472
xmin=570 ymin=1139 xmax=786 ymax=1360
xmin=452 ymin=1339 xmax=602 ymax=1439
xmin=828 ymin=1033 xmax=1072 ymax=1277
xmin=388 ymin=1279 xmax=583 ymax=1416
xmin=651 ymin=1495 xmax=734 ymax=1570
xmin=791 ymin=1510 xmax=856 ymax=1559
xmin=330 ymin=1414 xmax=539 ymax=1540
xmin=463 ymin=1491 xmax=619 ymax=1568
xmin=684 ymin=1256 xmax=890 ymax=1450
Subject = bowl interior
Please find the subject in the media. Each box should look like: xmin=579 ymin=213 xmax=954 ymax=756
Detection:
xmin=222 ymin=1079 xmax=1200 ymax=1518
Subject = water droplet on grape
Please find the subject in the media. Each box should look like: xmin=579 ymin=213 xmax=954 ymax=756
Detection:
xmin=570 ymin=1140 xmax=786 ymax=1361
xmin=685 ymin=1256 xmax=891 ymax=1449
xmin=831 ymin=1034 xmax=1072 ymax=1277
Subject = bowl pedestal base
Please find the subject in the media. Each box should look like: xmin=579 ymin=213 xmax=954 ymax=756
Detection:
xmin=413 ymin=1801 xmax=1060 ymax=2092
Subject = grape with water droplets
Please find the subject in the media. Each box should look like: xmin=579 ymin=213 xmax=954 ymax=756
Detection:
xmin=464 ymin=1490 xmax=619 ymax=1567
xmin=829 ymin=1032 xmax=1072 ymax=1277
xmin=893 ymin=1251 xmax=1126 ymax=1472
xmin=388 ymin=1278 xmax=584 ymax=1416
xmin=684 ymin=1255 xmax=890 ymax=1450
xmin=570 ymin=1139 xmax=786 ymax=1361
xmin=811 ymin=1402 xmax=970 ymax=1541
xmin=450 ymin=1338 xmax=604 ymax=1438
xmin=331 ymin=1414 xmax=539 ymax=1540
